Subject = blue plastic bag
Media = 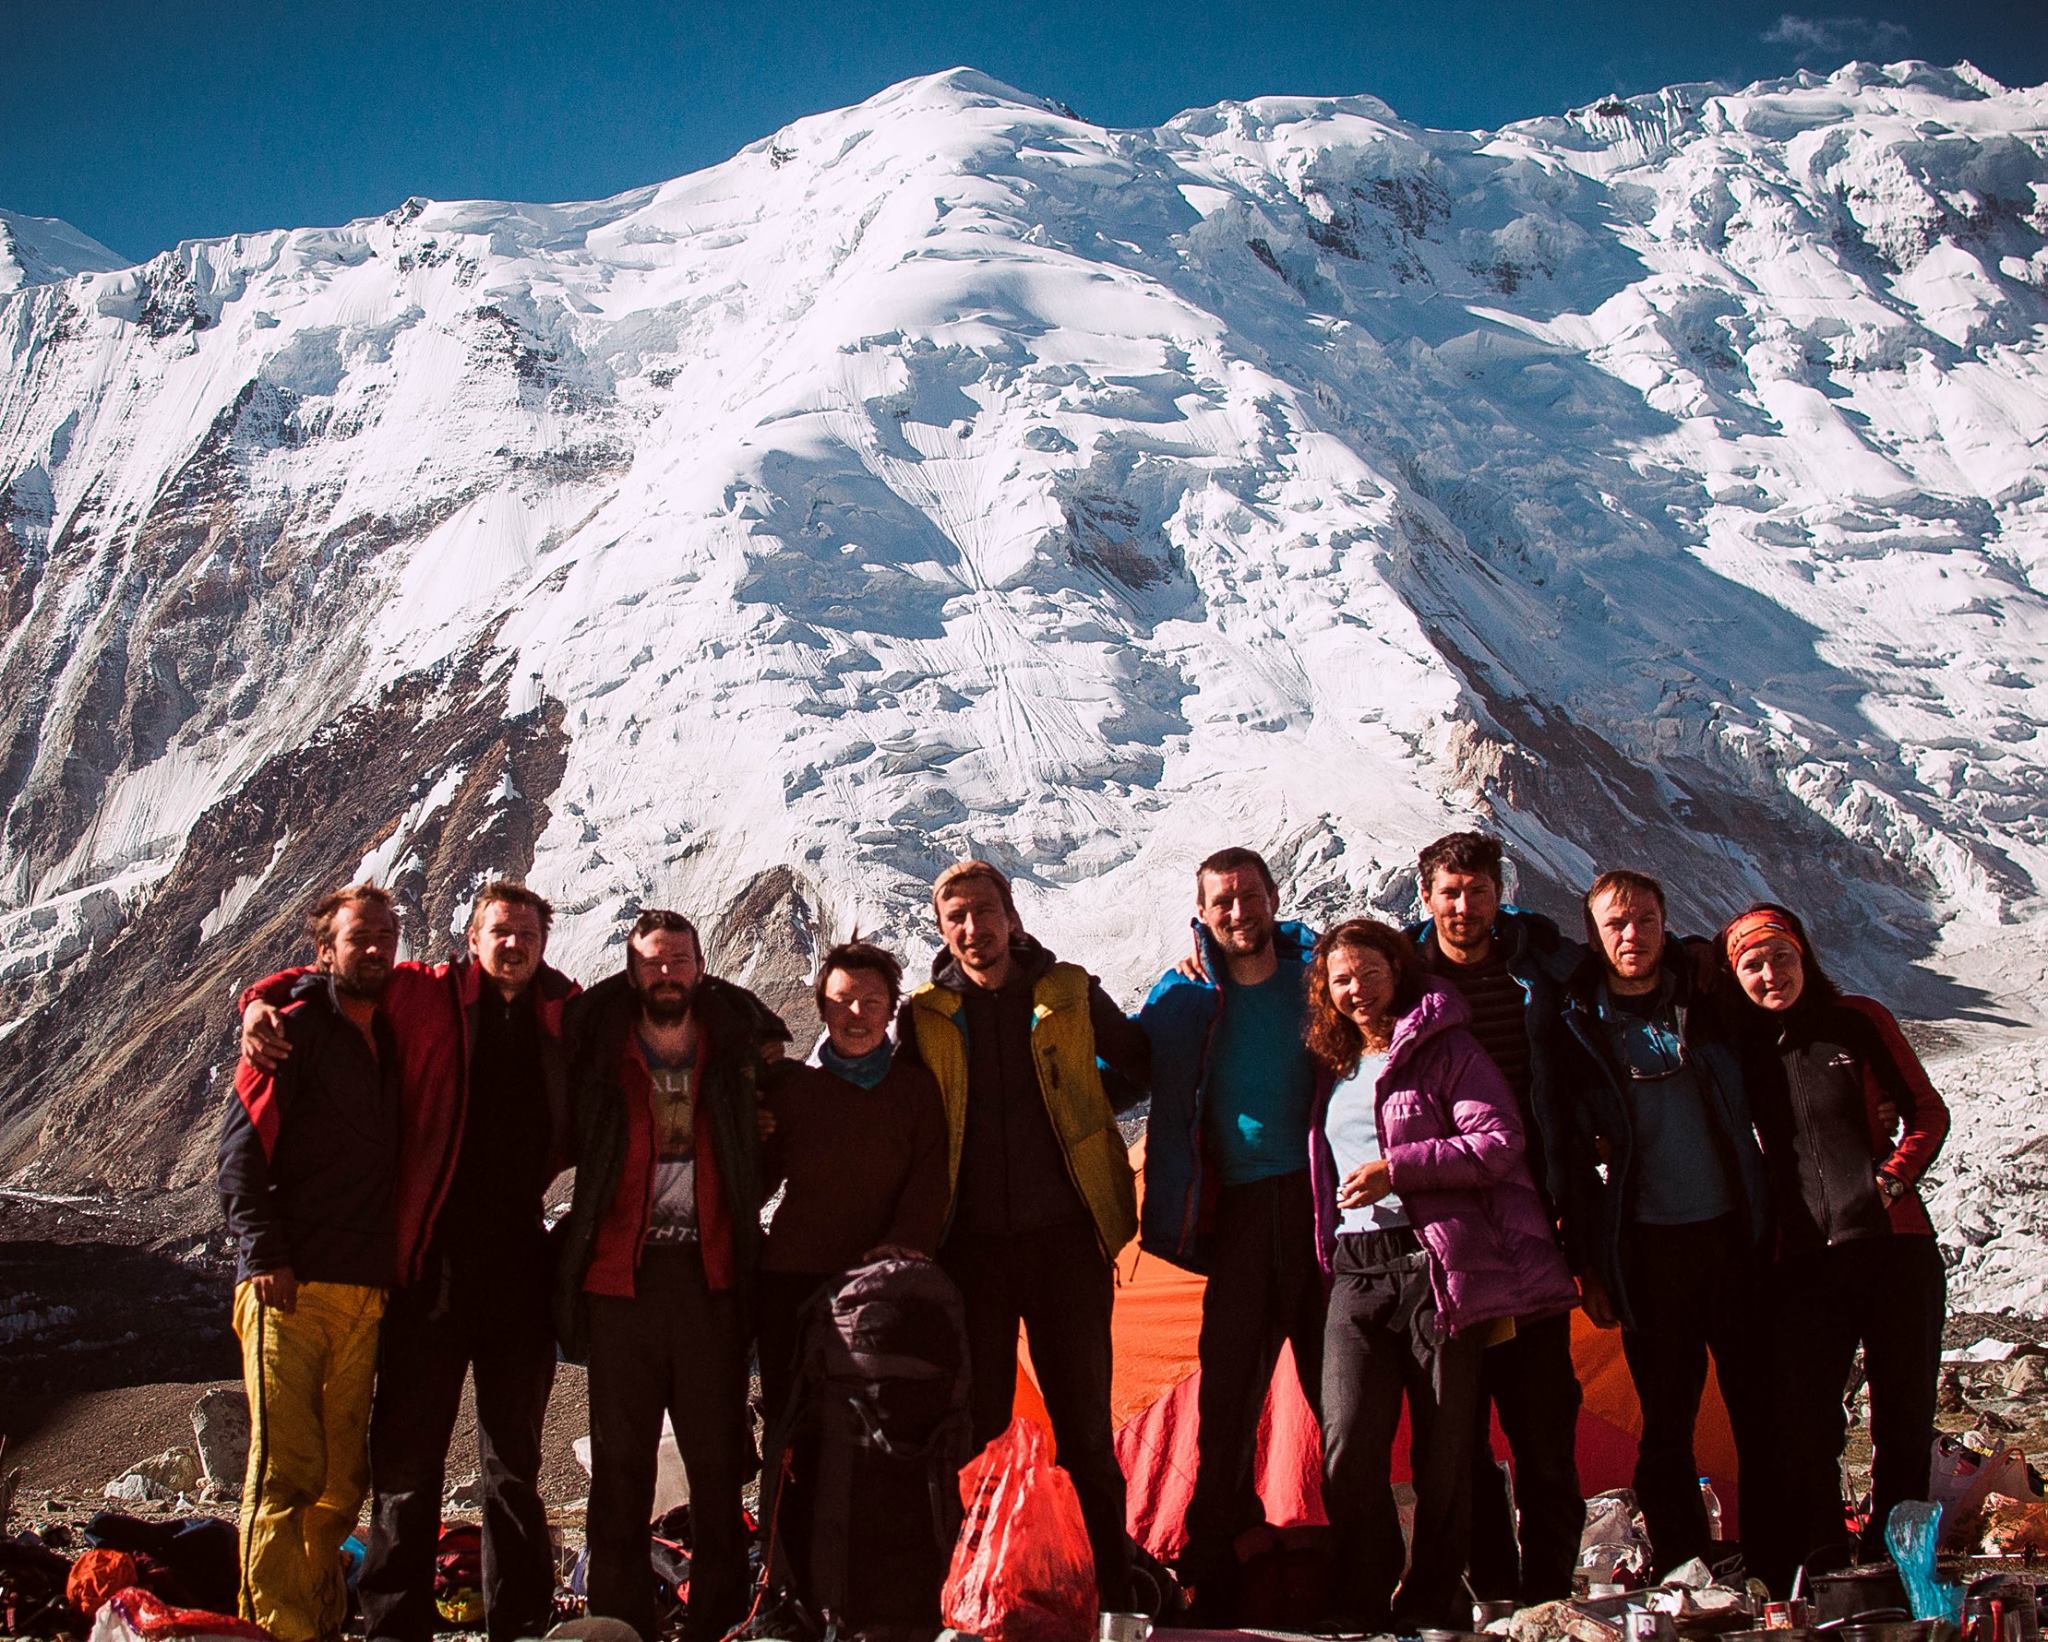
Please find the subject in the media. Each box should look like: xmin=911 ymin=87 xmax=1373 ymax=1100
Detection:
xmin=1885 ymin=1501 xmax=1962 ymax=1625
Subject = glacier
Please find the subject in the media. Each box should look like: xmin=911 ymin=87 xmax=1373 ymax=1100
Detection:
xmin=0 ymin=62 xmax=2044 ymax=1199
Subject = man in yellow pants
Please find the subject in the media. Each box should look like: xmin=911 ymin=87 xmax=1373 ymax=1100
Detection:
xmin=218 ymin=885 xmax=403 ymax=1642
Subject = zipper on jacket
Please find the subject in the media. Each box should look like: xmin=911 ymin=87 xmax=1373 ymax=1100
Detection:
xmin=1783 ymin=1028 xmax=1841 ymax=1246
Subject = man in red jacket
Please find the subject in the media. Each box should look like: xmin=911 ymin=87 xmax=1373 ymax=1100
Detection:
xmin=551 ymin=909 xmax=788 ymax=1642
xmin=242 ymin=880 xmax=577 ymax=1642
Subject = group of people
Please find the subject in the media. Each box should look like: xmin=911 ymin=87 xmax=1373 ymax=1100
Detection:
xmin=216 ymin=831 xmax=1952 ymax=1642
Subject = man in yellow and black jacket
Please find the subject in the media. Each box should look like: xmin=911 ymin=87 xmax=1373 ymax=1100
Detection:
xmin=895 ymin=860 xmax=1150 ymax=1610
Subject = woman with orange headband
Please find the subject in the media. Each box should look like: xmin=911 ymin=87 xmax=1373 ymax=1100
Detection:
xmin=1714 ymin=903 xmax=1951 ymax=1586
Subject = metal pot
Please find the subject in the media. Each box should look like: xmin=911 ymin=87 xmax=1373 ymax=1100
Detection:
xmin=1807 ymin=1568 xmax=1911 ymax=1626
xmin=1813 ymin=1620 xmax=1941 ymax=1642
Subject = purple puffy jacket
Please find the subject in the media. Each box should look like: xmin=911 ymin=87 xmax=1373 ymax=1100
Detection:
xmin=1309 ymin=981 xmax=1579 ymax=1337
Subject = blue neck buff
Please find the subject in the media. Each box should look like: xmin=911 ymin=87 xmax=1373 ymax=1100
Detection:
xmin=819 ymin=1037 xmax=894 ymax=1089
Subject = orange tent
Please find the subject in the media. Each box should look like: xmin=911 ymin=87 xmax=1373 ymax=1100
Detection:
xmin=1014 ymin=1137 xmax=1739 ymax=1557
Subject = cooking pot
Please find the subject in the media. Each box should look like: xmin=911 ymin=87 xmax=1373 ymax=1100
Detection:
xmin=1806 ymin=1567 xmax=1910 ymax=1626
xmin=1812 ymin=1619 xmax=1945 ymax=1642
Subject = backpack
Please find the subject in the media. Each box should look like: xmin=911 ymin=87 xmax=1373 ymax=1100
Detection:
xmin=759 ymin=1257 xmax=972 ymax=1635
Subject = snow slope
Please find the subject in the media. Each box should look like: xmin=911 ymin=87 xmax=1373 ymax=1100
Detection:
xmin=0 ymin=61 xmax=2046 ymax=1185
xmin=0 ymin=209 xmax=128 ymax=294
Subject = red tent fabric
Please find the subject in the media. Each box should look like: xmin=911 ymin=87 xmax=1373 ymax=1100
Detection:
xmin=1012 ymin=1137 xmax=1740 ymax=1557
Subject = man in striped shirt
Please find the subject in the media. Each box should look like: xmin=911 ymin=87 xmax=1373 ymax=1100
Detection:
xmin=1409 ymin=833 xmax=1590 ymax=1606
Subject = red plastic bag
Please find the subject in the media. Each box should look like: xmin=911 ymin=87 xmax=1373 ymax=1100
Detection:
xmin=942 ymin=1418 xmax=1097 ymax=1642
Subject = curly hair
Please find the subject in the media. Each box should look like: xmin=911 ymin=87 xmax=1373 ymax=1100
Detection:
xmin=1417 ymin=831 xmax=1502 ymax=895
xmin=1305 ymin=918 xmax=1424 ymax=1078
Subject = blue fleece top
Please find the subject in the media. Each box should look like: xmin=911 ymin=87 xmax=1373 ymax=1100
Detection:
xmin=1599 ymin=982 xmax=1735 ymax=1225
xmin=1204 ymin=968 xmax=1317 ymax=1185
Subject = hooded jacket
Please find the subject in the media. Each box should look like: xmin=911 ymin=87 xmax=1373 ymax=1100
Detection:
xmin=218 ymin=972 xmax=402 ymax=1287
xmin=1309 ymin=982 xmax=1579 ymax=1336
xmin=242 ymin=958 xmax=578 ymax=1286
xmin=1405 ymin=906 xmax=1582 ymax=1216
xmin=1137 ymin=918 xmax=1318 ymax=1274
xmin=898 ymin=933 xmax=1148 ymax=1261
xmin=550 ymin=970 xmax=789 ymax=1360
xmin=1733 ymin=990 xmax=1949 ymax=1250
xmin=1555 ymin=950 xmax=1768 ymax=1329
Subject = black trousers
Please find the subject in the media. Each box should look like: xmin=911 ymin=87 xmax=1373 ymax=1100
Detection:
xmin=357 ymin=1248 xmax=557 ymax=1642
xmin=1771 ymin=1234 xmax=1946 ymax=1580
xmin=1321 ymin=1229 xmax=1483 ymax=1632
xmin=941 ymin=1218 xmax=1132 ymax=1611
xmin=1617 ymin=1216 xmax=1773 ymax=1578
xmin=1183 ymin=1171 xmax=1326 ymax=1602
xmin=586 ymin=1245 xmax=751 ymax=1642
xmin=1467 ymin=1310 xmax=1586 ymax=1604
xmin=755 ymin=1268 xmax=835 ymax=1447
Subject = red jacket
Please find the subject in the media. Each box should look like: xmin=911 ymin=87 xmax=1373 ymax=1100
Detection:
xmin=242 ymin=959 xmax=578 ymax=1284
xmin=1842 ymin=994 xmax=1950 ymax=1236
xmin=579 ymin=1024 xmax=739 ymax=1297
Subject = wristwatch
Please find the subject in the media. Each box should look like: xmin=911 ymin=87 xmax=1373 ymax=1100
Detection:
xmin=1877 ymin=1173 xmax=1906 ymax=1203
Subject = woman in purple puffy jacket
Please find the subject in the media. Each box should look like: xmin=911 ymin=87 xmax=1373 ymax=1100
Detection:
xmin=1306 ymin=918 xmax=1579 ymax=1633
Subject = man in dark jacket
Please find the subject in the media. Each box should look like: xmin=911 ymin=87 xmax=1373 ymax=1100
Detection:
xmin=553 ymin=908 xmax=789 ymax=1642
xmin=241 ymin=881 xmax=577 ymax=1642
xmin=1138 ymin=847 xmax=1323 ymax=1622
xmin=897 ymin=860 xmax=1150 ymax=1611
xmin=1407 ymin=832 xmax=1588 ymax=1605
xmin=1555 ymin=870 xmax=1772 ymax=1577
xmin=218 ymin=884 xmax=402 ymax=1642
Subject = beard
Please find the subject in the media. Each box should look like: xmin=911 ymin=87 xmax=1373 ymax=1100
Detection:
xmin=637 ymin=980 xmax=695 ymax=1024
xmin=333 ymin=958 xmax=390 ymax=999
xmin=1217 ymin=921 xmax=1273 ymax=954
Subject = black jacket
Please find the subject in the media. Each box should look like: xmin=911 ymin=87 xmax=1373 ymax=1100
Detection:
xmin=550 ymin=969 xmax=789 ymax=1359
xmin=1553 ymin=951 xmax=1769 ymax=1329
xmin=217 ymin=972 xmax=402 ymax=1287
xmin=1734 ymin=992 xmax=1947 ymax=1251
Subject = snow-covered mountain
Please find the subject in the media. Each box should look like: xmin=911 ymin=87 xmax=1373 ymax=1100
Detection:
xmin=0 ymin=208 xmax=127 ymax=295
xmin=2 ymin=61 xmax=2046 ymax=1187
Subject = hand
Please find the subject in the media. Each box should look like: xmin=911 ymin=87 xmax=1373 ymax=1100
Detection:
xmin=1875 ymin=1099 xmax=1901 ymax=1139
xmin=241 ymin=1001 xmax=291 ymax=1073
xmin=864 ymin=1243 xmax=925 ymax=1264
xmin=1174 ymin=938 xmax=1210 ymax=985
xmin=756 ymin=1102 xmax=776 ymax=1140
xmin=1579 ymin=1271 xmax=1618 ymax=1330
xmin=759 ymin=1037 xmax=785 ymax=1064
xmin=1336 ymin=1159 xmax=1392 ymax=1209
xmin=252 ymin=1268 xmax=300 ymax=1314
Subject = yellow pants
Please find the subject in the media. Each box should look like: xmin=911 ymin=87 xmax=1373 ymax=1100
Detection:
xmin=232 ymin=1279 xmax=385 ymax=1642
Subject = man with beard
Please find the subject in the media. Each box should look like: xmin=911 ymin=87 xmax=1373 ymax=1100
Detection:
xmin=1139 ymin=847 xmax=1323 ymax=1621
xmin=553 ymin=909 xmax=789 ymax=1642
xmin=218 ymin=884 xmax=403 ymax=1642
xmin=898 ymin=861 xmax=1151 ymax=1610
xmin=239 ymin=882 xmax=576 ymax=1642
xmin=1407 ymin=833 xmax=1589 ymax=1605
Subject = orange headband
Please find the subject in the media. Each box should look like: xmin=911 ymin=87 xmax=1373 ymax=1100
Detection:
xmin=1724 ymin=909 xmax=1801 ymax=966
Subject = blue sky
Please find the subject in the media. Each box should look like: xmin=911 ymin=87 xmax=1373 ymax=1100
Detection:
xmin=5 ymin=0 xmax=2041 ymax=263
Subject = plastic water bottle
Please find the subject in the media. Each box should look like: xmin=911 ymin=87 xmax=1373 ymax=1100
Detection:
xmin=1700 ymin=1475 xmax=1723 ymax=1541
